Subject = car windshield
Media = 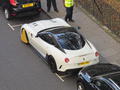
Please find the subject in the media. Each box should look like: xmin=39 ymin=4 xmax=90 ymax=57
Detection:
xmin=108 ymin=73 xmax=120 ymax=88
xmin=54 ymin=32 xmax=85 ymax=50
xmin=81 ymin=64 xmax=120 ymax=77
xmin=16 ymin=0 xmax=37 ymax=4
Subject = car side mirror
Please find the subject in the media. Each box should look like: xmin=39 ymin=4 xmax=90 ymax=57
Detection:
xmin=35 ymin=35 xmax=38 ymax=38
xmin=36 ymin=33 xmax=42 ymax=38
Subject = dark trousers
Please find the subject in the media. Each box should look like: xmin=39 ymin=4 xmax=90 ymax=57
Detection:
xmin=47 ymin=0 xmax=58 ymax=11
xmin=65 ymin=6 xmax=73 ymax=21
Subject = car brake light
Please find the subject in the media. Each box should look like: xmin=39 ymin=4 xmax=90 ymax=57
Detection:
xmin=11 ymin=13 xmax=16 ymax=16
xmin=10 ymin=0 xmax=17 ymax=6
xmin=64 ymin=58 xmax=70 ymax=63
xmin=95 ymin=52 xmax=99 ymax=57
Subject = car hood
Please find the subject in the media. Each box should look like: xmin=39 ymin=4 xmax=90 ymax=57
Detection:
xmin=80 ymin=63 xmax=120 ymax=77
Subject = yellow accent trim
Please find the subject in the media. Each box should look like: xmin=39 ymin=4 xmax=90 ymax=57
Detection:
xmin=21 ymin=29 xmax=29 ymax=44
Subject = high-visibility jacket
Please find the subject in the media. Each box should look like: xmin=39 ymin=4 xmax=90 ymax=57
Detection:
xmin=65 ymin=0 xmax=74 ymax=7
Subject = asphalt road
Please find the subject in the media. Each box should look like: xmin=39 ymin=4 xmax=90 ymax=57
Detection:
xmin=0 ymin=10 xmax=76 ymax=90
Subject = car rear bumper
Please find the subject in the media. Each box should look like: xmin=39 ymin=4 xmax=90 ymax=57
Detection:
xmin=58 ymin=58 xmax=99 ymax=72
xmin=12 ymin=5 xmax=41 ymax=12
xmin=10 ymin=3 xmax=41 ymax=17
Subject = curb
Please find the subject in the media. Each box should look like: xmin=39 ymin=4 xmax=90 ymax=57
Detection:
xmin=41 ymin=9 xmax=52 ymax=19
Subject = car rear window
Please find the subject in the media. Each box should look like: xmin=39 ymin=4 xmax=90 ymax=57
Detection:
xmin=54 ymin=32 xmax=85 ymax=50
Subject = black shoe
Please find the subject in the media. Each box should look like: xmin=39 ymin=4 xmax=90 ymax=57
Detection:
xmin=65 ymin=19 xmax=68 ymax=22
xmin=69 ymin=19 xmax=74 ymax=22
xmin=55 ymin=10 xmax=59 ymax=12
xmin=47 ymin=9 xmax=50 ymax=12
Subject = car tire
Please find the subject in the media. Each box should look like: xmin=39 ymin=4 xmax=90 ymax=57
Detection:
xmin=77 ymin=82 xmax=85 ymax=90
xmin=48 ymin=56 xmax=57 ymax=73
xmin=4 ymin=8 xmax=11 ymax=20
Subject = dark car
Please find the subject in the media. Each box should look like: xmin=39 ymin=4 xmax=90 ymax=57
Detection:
xmin=77 ymin=63 xmax=120 ymax=90
xmin=0 ymin=0 xmax=41 ymax=19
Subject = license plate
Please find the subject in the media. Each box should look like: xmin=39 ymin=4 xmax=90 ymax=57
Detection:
xmin=22 ymin=3 xmax=34 ymax=8
xmin=79 ymin=61 xmax=90 ymax=65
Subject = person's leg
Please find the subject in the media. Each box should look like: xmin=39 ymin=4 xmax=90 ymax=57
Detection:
xmin=51 ymin=0 xmax=58 ymax=12
xmin=47 ymin=0 xmax=51 ymax=12
xmin=65 ymin=7 xmax=70 ymax=22
xmin=69 ymin=6 xmax=74 ymax=21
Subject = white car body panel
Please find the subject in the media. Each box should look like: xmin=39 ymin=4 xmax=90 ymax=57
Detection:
xmin=21 ymin=18 xmax=99 ymax=72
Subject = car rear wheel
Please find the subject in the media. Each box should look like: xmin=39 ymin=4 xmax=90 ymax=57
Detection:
xmin=48 ymin=56 xmax=57 ymax=73
xmin=77 ymin=82 xmax=85 ymax=90
xmin=4 ymin=9 xmax=11 ymax=20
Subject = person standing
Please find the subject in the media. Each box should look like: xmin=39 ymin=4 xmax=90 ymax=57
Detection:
xmin=47 ymin=0 xmax=59 ymax=12
xmin=63 ymin=0 xmax=74 ymax=22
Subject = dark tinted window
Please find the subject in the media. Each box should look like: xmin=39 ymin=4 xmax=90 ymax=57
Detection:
xmin=107 ymin=73 xmax=120 ymax=88
xmin=95 ymin=80 xmax=113 ymax=90
xmin=54 ymin=32 xmax=85 ymax=50
xmin=39 ymin=34 xmax=54 ymax=45
xmin=82 ymin=64 xmax=120 ymax=77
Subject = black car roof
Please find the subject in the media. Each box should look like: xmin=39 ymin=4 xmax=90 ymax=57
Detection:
xmin=81 ymin=63 xmax=120 ymax=77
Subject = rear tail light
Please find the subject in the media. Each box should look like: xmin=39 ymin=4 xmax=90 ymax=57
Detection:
xmin=11 ymin=13 xmax=16 ymax=16
xmin=10 ymin=0 xmax=17 ymax=6
xmin=95 ymin=52 xmax=99 ymax=57
xmin=64 ymin=58 xmax=70 ymax=63
xmin=38 ymin=8 xmax=41 ymax=11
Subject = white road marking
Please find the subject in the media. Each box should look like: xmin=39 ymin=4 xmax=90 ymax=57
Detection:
xmin=55 ymin=73 xmax=64 ymax=82
xmin=8 ymin=23 xmax=15 ymax=31
xmin=12 ymin=24 xmax=22 ymax=28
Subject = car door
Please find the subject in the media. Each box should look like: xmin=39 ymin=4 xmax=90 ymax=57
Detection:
xmin=36 ymin=33 xmax=55 ymax=58
xmin=27 ymin=31 xmax=43 ymax=55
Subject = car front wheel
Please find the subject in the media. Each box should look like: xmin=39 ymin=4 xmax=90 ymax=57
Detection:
xmin=4 ymin=9 xmax=11 ymax=20
xmin=77 ymin=82 xmax=85 ymax=90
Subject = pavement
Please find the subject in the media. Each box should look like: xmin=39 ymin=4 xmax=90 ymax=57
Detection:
xmin=41 ymin=0 xmax=120 ymax=65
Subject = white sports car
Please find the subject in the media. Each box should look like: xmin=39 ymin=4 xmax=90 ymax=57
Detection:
xmin=20 ymin=18 xmax=99 ymax=73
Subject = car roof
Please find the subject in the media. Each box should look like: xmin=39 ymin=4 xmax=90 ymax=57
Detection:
xmin=27 ymin=18 xmax=70 ymax=36
xmin=81 ymin=63 xmax=120 ymax=77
